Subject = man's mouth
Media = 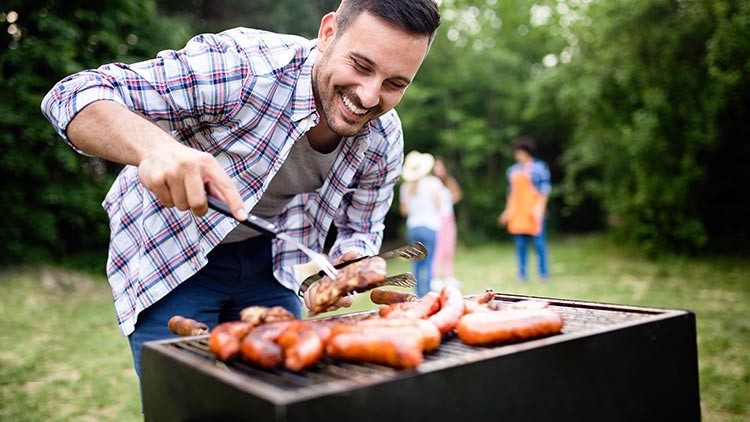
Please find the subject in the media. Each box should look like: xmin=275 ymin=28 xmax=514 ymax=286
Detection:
xmin=341 ymin=93 xmax=368 ymax=116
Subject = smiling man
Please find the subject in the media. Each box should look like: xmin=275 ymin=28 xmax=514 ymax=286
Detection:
xmin=40 ymin=0 xmax=440 ymax=390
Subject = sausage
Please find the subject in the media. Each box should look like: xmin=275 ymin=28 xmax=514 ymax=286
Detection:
xmin=370 ymin=288 xmax=419 ymax=305
xmin=463 ymin=289 xmax=497 ymax=314
xmin=326 ymin=332 xmax=423 ymax=369
xmin=427 ymin=287 xmax=466 ymax=334
xmin=277 ymin=324 xmax=324 ymax=372
xmin=492 ymin=300 xmax=550 ymax=311
xmin=239 ymin=306 xmax=296 ymax=326
xmin=308 ymin=256 xmax=388 ymax=314
xmin=167 ymin=315 xmax=209 ymax=337
xmin=208 ymin=321 xmax=254 ymax=361
xmin=239 ymin=322 xmax=291 ymax=369
xmin=331 ymin=318 xmax=441 ymax=352
xmin=378 ymin=300 xmax=418 ymax=317
xmin=384 ymin=291 xmax=441 ymax=319
xmin=456 ymin=308 xmax=564 ymax=346
xmin=476 ymin=289 xmax=495 ymax=304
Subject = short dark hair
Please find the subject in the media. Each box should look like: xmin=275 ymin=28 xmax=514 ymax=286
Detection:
xmin=336 ymin=0 xmax=441 ymax=43
xmin=512 ymin=136 xmax=537 ymax=157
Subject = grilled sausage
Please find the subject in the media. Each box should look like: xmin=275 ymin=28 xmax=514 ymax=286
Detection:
xmin=384 ymin=291 xmax=441 ymax=319
xmin=463 ymin=289 xmax=497 ymax=314
xmin=326 ymin=332 xmax=423 ymax=369
xmin=277 ymin=324 xmax=324 ymax=372
xmin=239 ymin=306 xmax=296 ymax=326
xmin=370 ymin=289 xmax=419 ymax=305
xmin=332 ymin=318 xmax=441 ymax=352
xmin=239 ymin=322 xmax=291 ymax=369
xmin=456 ymin=308 xmax=564 ymax=346
xmin=308 ymin=256 xmax=388 ymax=314
xmin=378 ymin=300 xmax=418 ymax=317
xmin=167 ymin=315 xmax=209 ymax=337
xmin=427 ymin=287 xmax=466 ymax=334
xmin=208 ymin=321 xmax=254 ymax=361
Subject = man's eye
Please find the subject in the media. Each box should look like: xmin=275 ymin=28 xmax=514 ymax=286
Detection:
xmin=353 ymin=61 xmax=369 ymax=72
xmin=389 ymin=81 xmax=407 ymax=90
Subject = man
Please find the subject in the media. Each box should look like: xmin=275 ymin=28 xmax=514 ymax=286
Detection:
xmin=497 ymin=136 xmax=551 ymax=281
xmin=41 ymin=0 xmax=440 ymax=382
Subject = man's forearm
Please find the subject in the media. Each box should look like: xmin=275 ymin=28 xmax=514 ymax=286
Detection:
xmin=66 ymin=100 xmax=180 ymax=166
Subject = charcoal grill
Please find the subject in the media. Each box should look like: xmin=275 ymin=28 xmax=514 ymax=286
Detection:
xmin=141 ymin=293 xmax=700 ymax=421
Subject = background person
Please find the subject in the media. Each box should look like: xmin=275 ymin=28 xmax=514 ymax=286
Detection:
xmin=497 ymin=136 xmax=551 ymax=282
xmin=399 ymin=151 xmax=442 ymax=297
xmin=40 ymin=0 xmax=440 ymax=388
xmin=431 ymin=157 xmax=462 ymax=290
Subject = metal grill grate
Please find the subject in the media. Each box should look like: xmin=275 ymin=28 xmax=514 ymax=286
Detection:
xmin=162 ymin=294 xmax=668 ymax=392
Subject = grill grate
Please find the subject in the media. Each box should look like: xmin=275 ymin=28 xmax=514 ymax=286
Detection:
xmin=163 ymin=294 xmax=667 ymax=392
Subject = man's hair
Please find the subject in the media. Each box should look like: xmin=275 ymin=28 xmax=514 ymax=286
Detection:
xmin=512 ymin=136 xmax=538 ymax=157
xmin=336 ymin=0 xmax=441 ymax=43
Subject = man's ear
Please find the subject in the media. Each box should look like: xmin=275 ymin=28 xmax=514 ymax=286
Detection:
xmin=317 ymin=12 xmax=337 ymax=52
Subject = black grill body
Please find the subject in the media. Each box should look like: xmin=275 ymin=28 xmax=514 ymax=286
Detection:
xmin=141 ymin=293 xmax=700 ymax=421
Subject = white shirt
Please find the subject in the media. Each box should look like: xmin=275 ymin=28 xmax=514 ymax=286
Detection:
xmin=400 ymin=175 xmax=442 ymax=231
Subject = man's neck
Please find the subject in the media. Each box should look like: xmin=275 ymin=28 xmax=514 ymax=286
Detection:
xmin=306 ymin=123 xmax=342 ymax=154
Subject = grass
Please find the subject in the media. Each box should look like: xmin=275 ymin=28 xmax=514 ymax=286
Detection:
xmin=1 ymin=234 xmax=748 ymax=421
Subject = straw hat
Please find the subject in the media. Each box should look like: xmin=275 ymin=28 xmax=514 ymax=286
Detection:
xmin=402 ymin=151 xmax=435 ymax=182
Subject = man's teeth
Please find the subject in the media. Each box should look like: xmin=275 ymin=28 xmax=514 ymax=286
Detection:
xmin=342 ymin=94 xmax=367 ymax=115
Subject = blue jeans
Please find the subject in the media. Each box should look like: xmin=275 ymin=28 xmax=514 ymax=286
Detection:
xmin=127 ymin=236 xmax=301 ymax=381
xmin=407 ymin=226 xmax=437 ymax=297
xmin=513 ymin=222 xmax=548 ymax=280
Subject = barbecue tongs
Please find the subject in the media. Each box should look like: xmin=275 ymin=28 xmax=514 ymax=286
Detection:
xmin=296 ymin=242 xmax=428 ymax=297
xmin=206 ymin=195 xmax=338 ymax=279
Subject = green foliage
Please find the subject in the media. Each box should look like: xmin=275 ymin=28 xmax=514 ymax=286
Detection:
xmin=546 ymin=0 xmax=750 ymax=253
xmin=0 ymin=0 xmax=192 ymax=267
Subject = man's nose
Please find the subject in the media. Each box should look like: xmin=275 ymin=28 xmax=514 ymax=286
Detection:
xmin=357 ymin=79 xmax=381 ymax=109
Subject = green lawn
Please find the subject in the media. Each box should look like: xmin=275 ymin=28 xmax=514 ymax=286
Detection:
xmin=1 ymin=235 xmax=748 ymax=421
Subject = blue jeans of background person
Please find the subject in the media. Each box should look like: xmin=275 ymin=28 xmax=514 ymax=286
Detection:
xmin=407 ymin=226 xmax=437 ymax=297
xmin=513 ymin=221 xmax=548 ymax=280
xmin=127 ymin=236 xmax=301 ymax=382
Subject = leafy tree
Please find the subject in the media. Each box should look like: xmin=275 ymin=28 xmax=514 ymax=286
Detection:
xmin=0 ymin=0 xmax=192 ymax=267
xmin=547 ymin=0 xmax=750 ymax=253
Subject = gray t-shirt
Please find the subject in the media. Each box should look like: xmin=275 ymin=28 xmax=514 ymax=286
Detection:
xmin=221 ymin=135 xmax=342 ymax=243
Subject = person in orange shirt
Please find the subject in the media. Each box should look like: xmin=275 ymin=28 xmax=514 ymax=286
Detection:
xmin=498 ymin=136 xmax=551 ymax=281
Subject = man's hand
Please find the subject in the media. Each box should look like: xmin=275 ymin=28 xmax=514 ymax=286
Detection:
xmin=138 ymin=143 xmax=247 ymax=220
xmin=302 ymin=251 xmax=361 ymax=313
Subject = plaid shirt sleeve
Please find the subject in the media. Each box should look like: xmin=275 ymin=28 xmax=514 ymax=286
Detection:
xmin=41 ymin=30 xmax=275 ymax=150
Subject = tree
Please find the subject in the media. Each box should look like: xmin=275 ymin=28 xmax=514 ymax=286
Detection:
xmin=0 ymin=0 xmax=192 ymax=267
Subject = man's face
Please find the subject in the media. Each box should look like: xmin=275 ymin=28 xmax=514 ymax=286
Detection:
xmin=313 ymin=12 xmax=431 ymax=137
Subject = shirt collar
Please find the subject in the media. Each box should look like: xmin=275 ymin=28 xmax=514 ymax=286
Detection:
xmin=290 ymin=40 xmax=319 ymax=123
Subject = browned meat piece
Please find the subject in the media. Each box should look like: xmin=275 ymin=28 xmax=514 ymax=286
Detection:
xmin=326 ymin=331 xmax=423 ymax=369
xmin=167 ymin=315 xmax=209 ymax=336
xmin=208 ymin=321 xmax=254 ymax=361
xmin=457 ymin=308 xmax=564 ymax=346
xmin=382 ymin=291 xmax=440 ymax=319
xmin=331 ymin=317 xmax=441 ymax=352
xmin=239 ymin=306 xmax=296 ymax=326
xmin=308 ymin=256 xmax=387 ymax=314
xmin=426 ymin=287 xmax=466 ymax=334
xmin=370 ymin=288 xmax=418 ymax=305
xmin=277 ymin=321 xmax=324 ymax=372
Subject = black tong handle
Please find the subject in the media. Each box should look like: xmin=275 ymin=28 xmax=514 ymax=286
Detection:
xmin=206 ymin=195 xmax=278 ymax=239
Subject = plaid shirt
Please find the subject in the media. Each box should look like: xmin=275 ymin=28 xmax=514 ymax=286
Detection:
xmin=41 ymin=28 xmax=404 ymax=336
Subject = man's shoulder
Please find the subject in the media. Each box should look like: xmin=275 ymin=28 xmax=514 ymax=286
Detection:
xmin=201 ymin=28 xmax=315 ymax=74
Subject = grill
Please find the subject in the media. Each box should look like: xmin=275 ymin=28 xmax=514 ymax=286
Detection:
xmin=141 ymin=293 xmax=700 ymax=421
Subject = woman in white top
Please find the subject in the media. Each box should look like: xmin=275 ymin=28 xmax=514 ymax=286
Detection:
xmin=399 ymin=151 xmax=442 ymax=297
xmin=431 ymin=158 xmax=462 ymax=289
